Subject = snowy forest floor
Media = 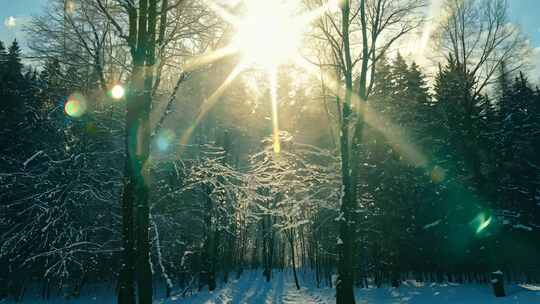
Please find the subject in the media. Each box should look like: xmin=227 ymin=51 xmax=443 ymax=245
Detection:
xmin=3 ymin=270 xmax=540 ymax=304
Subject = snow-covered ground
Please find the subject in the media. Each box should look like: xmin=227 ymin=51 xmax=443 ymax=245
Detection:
xmin=171 ymin=270 xmax=540 ymax=304
xmin=3 ymin=270 xmax=540 ymax=303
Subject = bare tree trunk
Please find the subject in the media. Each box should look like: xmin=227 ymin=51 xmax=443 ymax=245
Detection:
xmin=299 ymin=228 xmax=307 ymax=270
xmin=135 ymin=2 xmax=157 ymax=304
xmin=262 ymin=210 xmax=274 ymax=282
xmin=200 ymin=185 xmax=217 ymax=291
xmin=289 ymin=232 xmax=300 ymax=290
xmin=118 ymin=162 xmax=136 ymax=304
xmin=336 ymin=1 xmax=356 ymax=303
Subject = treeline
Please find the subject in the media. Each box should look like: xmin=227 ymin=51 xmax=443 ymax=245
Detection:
xmin=356 ymin=53 xmax=540 ymax=286
xmin=0 ymin=39 xmax=124 ymax=300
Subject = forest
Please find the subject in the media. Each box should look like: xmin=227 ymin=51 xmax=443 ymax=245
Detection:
xmin=0 ymin=0 xmax=539 ymax=303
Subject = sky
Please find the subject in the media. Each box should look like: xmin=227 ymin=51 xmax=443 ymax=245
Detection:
xmin=1 ymin=0 xmax=539 ymax=79
xmin=507 ymin=0 xmax=540 ymax=81
xmin=0 ymin=0 xmax=47 ymax=44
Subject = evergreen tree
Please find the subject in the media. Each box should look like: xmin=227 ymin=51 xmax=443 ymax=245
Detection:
xmin=0 ymin=40 xmax=29 ymax=160
xmin=433 ymin=54 xmax=482 ymax=183
xmin=390 ymin=53 xmax=410 ymax=109
xmin=362 ymin=54 xmax=436 ymax=285
xmin=0 ymin=41 xmax=7 ymax=80
xmin=370 ymin=54 xmax=393 ymax=108
xmin=39 ymin=57 xmax=67 ymax=110
xmin=406 ymin=62 xmax=430 ymax=107
xmin=500 ymin=73 xmax=538 ymax=219
xmin=5 ymin=40 xmax=23 ymax=82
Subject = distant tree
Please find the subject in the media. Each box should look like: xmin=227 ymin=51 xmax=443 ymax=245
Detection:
xmin=498 ymin=73 xmax=539 ymax=221
xmin=362 ymin=54 xmax=433 ymax=286
xmin=5 ymin=40 xmax=23 ymax=79
xmin=433 ymin=54 xmax=484 ymax=185
xmin=370 ymin=54 xmax=393 ymax=107
xmin=435 ymin=0 xmax=528 ymax=100
xmin=0 ymin=39 xmax=124 ymax=301
xmin=0 ymin=40 xmax=28 ymax=160
xmin=309 ymin=0 xmax=427 ymax=300
xmin=0 ymin=41 xmax=7 ymax=78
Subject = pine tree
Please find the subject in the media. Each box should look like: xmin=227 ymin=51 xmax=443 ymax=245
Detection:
xmin=504 ymin=73 xmax=537 ymax=218
xmin=5 ymin=40 xmax=23 ymax=81
xmin=361 ymin=54 xmax=435 ymax=285
xmin=370 ymin=54 xmax=393 ymax=107
xmin=0 ymin=40 xmax=28 ymax=160
xmin=390 ymin=53 xmax=409 ymax=109
xmin=0 ymin=41 xmax=7 ymax=80
xmin=406 ymin=62 xmax=430 ymax=107
xmin=484 ymin=63 xmax=513 ymax=198
xmin=39 ymin=57 xmax=67 ymax=109
xmin=433 ymin=54 xmax=481 ymax=182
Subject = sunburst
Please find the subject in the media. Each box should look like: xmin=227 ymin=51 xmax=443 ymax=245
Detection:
xmin=179 ymin=0 xmax=339 ymax=152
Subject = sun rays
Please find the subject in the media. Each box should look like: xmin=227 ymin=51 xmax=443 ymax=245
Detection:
xmin=177 ymin=0 xmax=338 ymax=154
xmin=179 ymin=62 xmax=246 ymax=148
xmin=177 ymin=0 xmax=428 ymax=169
xmin=269 ymin=66 xmax=281 ymax=154
xmin=294 ymin=55 xmax=430 ymax=169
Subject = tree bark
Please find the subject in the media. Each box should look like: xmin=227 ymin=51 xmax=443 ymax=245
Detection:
xmin=336 ymin=0 xmax=356 ymax=303
xmin=289 ymin=232 xmax=300 ymax=290
xmin=117 ymin=166 xmax=135 ymax=304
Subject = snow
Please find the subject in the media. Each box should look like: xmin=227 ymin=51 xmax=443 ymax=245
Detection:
xmin=520 ymin=284 xmax=540 ymax=291
xmin=423 ymin=219 xmax=441 ymax=230
xmin=513 ymin=224 xmax=533 ymax=231
xmin=4 ymin=271 xmax=540 ymax=304
xmin=22 ymin=150 xmax=44 ymax=167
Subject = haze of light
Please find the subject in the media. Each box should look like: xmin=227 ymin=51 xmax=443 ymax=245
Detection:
xmin=231 ymin=1 xmax=304 ymax=69
xmin=180 ymin=0 xmax=338 ymax=153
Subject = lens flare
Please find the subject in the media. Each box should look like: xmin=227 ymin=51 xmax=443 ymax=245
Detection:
xmin=86 ymin=122 xmax=97 ymax=135
xmin=471 ymin=213 xmax=492 ymax=234
xmin=111 ymin=84 xmax=126 ymax=100
xmin=431 ymin=166 xmax=446 ymax=183
xmin=4 ymin=16 xmax=16 ymax=28
xmin=65 ymin=0 xmax=76 ymax=13
xmin=157 ymin=129 xmax=175 ymax=151
xmin=477 ymin=216 xmax=492 ymax=233
xmin=64 ymin=93 xmax=87 ymax=118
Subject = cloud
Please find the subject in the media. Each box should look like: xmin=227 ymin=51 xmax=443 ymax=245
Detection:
xmin=532 ymin=47 xmax=540 ymax=83
xmin=419 ymin=0 xmax=445 ymax=52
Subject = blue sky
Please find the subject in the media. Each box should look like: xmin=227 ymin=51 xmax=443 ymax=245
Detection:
xmin=1 ymin=0 xmax=539 ymax=79
xmin=0 ymin=0 xmax=47 ymax=44
xmin=2 ymin=0 xmax=539 ymax=45
xmin=508 ymin=0 xmax=540 ymax=45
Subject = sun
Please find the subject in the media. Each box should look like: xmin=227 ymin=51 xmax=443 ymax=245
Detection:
xmin=232 ymin=1 xmax=304 ymax=69
xmin=179 ymin=0 xmax=337 ymax=153
xmin=205 ymin=0 xmax=339 ymax=70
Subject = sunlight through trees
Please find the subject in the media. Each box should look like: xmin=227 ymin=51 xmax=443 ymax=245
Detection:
xmin=0 ymin=0 xmax=539 ymax=303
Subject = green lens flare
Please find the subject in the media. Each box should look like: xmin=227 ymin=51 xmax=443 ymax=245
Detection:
xmin=65 ymin=100 xmax=83 ymax=117
xmin=157 ymin=129 xmax=175 ymax=151
xmin=64 ymin=93 xmax=87 ymax=118
xmin=476 ymin=216 xmax=492 ymax=234
xmin=472 ymin=213 xmax=492 ymax=234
